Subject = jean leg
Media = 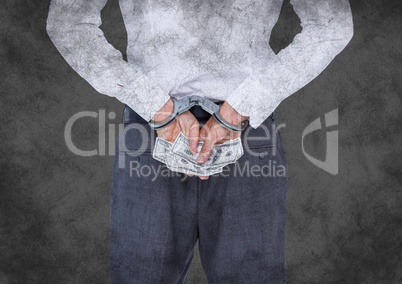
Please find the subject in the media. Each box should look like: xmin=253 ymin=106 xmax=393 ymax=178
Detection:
xmin=198 ymin=117 xmax=288 ymax=283
xmin=110 ymin=125 xmax=199 ymax=283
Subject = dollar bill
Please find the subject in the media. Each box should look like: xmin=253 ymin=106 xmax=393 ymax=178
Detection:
xmin=153 ymin=133 xmax=242 ymax=176
xmin=172 ymin=155 xmax=224 ymax=175
xmin=171 ymin=132 xmax=243 ymax=167
xmin=153 ymin=137 xmax=173 ymax=164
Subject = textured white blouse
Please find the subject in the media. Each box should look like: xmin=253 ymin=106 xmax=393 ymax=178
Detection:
xmin=47 ymin=0 xmax=353 ymax=128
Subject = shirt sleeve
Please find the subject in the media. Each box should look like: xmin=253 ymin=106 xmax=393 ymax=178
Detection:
xmin=225 ymin=0 xmax=354 ymax=129
xmin=46 ymin=0 xmax=171 ymax=122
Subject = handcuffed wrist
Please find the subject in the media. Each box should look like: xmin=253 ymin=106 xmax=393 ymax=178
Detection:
xmin=148 ymin=96 xmax=249 ymax=132
xmin=212 ymin=110 xmax=249 ymax=132
xmin=148 ymin=97 xmax=179 ymax=130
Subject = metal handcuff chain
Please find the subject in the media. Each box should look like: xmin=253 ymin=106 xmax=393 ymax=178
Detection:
xmin=148 ymin=95 xmax=249 ymax=132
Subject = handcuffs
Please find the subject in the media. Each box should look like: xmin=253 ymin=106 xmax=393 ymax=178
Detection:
xmin=148 ymin=95 xmax=249 ymax=132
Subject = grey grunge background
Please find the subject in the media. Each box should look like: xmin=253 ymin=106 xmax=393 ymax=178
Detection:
xmin=1 ymin=0 xmax=401 ymax=283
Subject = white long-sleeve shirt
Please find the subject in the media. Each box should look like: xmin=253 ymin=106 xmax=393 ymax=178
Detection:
xmin=46 ymin=0 xmax=353 ymax=129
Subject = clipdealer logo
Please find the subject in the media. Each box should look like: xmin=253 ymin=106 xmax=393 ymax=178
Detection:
xmin=64 ymin=108 xmax=339 ymax=175
xmin=302 ymin=109 xmax=339 ymax=175
xmin=64 ymin=110 xmax=123 ymax=157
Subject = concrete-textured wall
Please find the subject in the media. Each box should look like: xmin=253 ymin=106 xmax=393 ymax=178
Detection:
xmin=0 ymin=0 xmax=401 ymax=283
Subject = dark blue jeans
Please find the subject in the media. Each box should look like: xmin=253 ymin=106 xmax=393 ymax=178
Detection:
xmin=110 ymin=106 xmax=287 ymax=283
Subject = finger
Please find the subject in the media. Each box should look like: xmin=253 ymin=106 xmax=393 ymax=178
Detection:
xmin=198 ymin=175 xmax=209 ymax=180
xmin=197 ymin=121 xmax=215 ymax=164
xmin=187 ymin=174 xmax=194 ymax=177
xmin=188 ymin=120 xmax=200 ymax=155
xmin=177 ymin=112 xmax=200 ymax=154
xmin=177 ymin=115 xmax=190 ymax=137
xmin=196 ymin=137 xmax=215 ymax=164
xmin=199 ymin=122 xmax=209 ymax=141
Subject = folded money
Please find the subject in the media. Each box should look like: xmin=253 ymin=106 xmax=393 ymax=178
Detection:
xmin=172 ymin=133 xmax=243 ymax=167
xmin=152 ymin=133 xmax=244 ymax=176
xmin=153 ymin=137 xmax=173 ymax=164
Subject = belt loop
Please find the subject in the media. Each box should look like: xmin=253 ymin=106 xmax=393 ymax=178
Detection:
xmin=123 ymin=105 xmax=128 ymax=125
